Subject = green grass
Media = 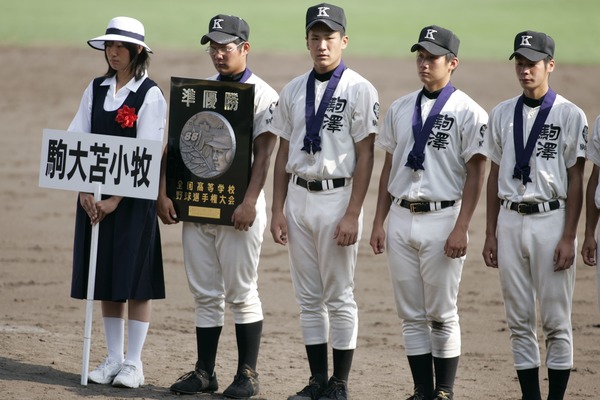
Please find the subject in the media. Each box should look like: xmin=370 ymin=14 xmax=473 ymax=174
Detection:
xmin=2 ymin=0 xmax=600 ymax=63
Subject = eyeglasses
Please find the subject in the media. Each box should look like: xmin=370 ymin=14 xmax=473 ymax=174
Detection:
xmin=205 ymin=42 xmax=244 ymax=55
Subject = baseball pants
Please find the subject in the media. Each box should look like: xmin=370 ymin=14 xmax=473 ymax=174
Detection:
xmin=497 ymin=206 xmax=575 ymax=370
xmin=182 ymin=192 xmax=266 ymax=327
xmin=285 ymin=182 xmax=360 ymax=350
xmin=386 ymin=202 xmax=463 ymax=358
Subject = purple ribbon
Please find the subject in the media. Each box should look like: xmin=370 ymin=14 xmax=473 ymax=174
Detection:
xmin=303 ymin=61 xmax=347 ymax=155
xmin=512 ymin=88 xmax=556 ymax=185
xmin=217 ymin=68 xmax=252 ymax=83
xmin=105 ymin=27 xmax=145 ymax=42
xmin=405 ymin=83 xmax=455 ymax=171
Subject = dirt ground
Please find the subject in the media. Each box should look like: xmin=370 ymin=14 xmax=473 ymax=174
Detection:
xmin=1 ymin=45 xmax=599 ymax=399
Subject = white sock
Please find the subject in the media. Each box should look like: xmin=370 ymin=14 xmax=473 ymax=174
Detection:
xmin=125 ymin=320 xmax=149 ymax=370
xmin=103 ymin=317 xmax=124 ymax=363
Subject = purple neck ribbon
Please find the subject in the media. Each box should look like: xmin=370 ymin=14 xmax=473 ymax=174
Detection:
xmin=512 ymin=88 xmax=557 ymax=185
xmin=303 ymin=60 xmax=347 ymax=155
xmin=405 ymin=83 xmax=455 ymax=171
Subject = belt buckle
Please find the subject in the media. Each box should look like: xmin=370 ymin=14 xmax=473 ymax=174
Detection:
xmin=409 ymin=202 xmax=427 ymax=213
xmin=306 ymin=180 xmax=318 ymax=192
xmin=517 ymin=203 xmax=528 ymax=214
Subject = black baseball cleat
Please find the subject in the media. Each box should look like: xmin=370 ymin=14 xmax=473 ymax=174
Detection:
xmin=223 ymin=365 xmax=259 ymax=399
xmin=433 ymin=389 xmax=453 ymax=400
xmin=288 ymin=374 xmax=328 ymax=400
xmin=169 ymin=362 xmax=218 ymax=394
xmin=318 ymin=376 xmax=348 ymax=400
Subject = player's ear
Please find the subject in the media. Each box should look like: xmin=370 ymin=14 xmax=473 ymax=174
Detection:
xmin=449 ymin=56 xmax=459 ymax=71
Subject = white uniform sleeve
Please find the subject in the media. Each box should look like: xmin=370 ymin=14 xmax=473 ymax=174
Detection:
xmin=253 ymin=83 xmax=278 ymax=140
xmin=459 ymin=97 xmax=488 ymax=163
xmin=68 ymin=80 xmax=94 ymax=133
xmin=483 ymin=104 xmax=505 ymax=166
xmin=588 ymin=115 xmax=600 ymax=166
xmin=376 ymin=103 xmax=398 ymax=154
xmin=562 ymin=103 xmax=588 ymax=168
xmin=350 ymin=79 xmax=379 ymax=142
xmin=269 ymin=83 xmax=294 ymax=140
xmin=136 ymin=85 xmax=167 ymax=143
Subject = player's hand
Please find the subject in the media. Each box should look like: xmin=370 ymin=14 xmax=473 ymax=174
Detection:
xmin=79 ymin=192 xmax=98 ymax=223
xmin=482 ymin=235 xmax=498 ymax=268
xmin=232 ymin=201 xmax=256 ymax=231
xmin=334 ymin=214 xmax=358 ymax=247
xmin=444 ymin=226 xmax=467 ymax=259
xmin=270 ymin=211 xmax=288 ymax=245
xmin=94 ymin=196 xmax=122 ymax=224
xmin=369 ymin=225 xmax=386 ymax=254
xmin=157 ymin=194 xmax=178 ymax=224
xmin=554 ymin=237 xmax=575 ymax=271
xmin=581 ymin=236 xmax=597 ymax=266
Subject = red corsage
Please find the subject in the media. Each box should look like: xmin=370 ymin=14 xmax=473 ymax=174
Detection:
xmin=115 ymin=105 xmax=138 ymax=128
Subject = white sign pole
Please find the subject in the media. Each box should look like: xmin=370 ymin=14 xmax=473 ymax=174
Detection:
xmin=80 ymin=183 xmax=102 ymax=386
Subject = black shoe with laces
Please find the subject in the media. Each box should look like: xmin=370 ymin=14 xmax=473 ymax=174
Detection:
xmin=318 ymin=376 xmax=348 ymax=400
xmin=433 ymin=388 xmax=453 ymax=400
xmin=288 ymin=374 xmax=328 ymax=400
xmin=169 ymin=362 xmax=218 ymax=394
xmin=223 ymin=365 xmax=259 ymax=399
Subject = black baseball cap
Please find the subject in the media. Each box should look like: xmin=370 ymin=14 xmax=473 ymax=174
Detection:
xmin=200 ymin=14 xmax=249 ymax=45
xmin=411 ymin=25 xmax=460 ymax=56
xmin=509 ymin=30 xmax=554 ymax=62
xmin=306 ymin=3 xmax=346 ymax=33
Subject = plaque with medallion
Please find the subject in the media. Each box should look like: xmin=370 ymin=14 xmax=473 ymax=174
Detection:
xmin=167 ymin=77 xmax=254 ymax=225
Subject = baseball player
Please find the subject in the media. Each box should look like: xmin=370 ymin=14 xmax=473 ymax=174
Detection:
xmin=157 ymin=14 xmax=278 ymax=399
xmin=482 ymin=31 xmax=587 ymax=400
xmin=269 ymin=3 xmax=379 ymax=400
xmin=370 ymin=25 xmax=488 ymax=400
xmin=582 ymin=116 xmax=600 ymax=312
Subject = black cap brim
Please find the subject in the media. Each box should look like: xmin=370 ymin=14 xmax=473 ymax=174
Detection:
xmin=306 ymin=19 xmax=344 ymax=33
xmin=200 ymin=31 xmax=239 ymax=45
xmin=509 ymin=48 xmax=548 ymax=62
xmin=410 ymin=41 xmax=451 ymax=56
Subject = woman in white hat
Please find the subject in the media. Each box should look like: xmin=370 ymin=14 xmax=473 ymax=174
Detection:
xmin=68 ymin=16 xmax=166 ymax=389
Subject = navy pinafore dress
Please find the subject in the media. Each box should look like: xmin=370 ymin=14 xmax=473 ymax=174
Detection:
xmin=70 ymin=76 xmax=165 ymax=301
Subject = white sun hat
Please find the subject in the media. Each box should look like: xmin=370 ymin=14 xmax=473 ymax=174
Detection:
xmin=87 ymin=16 xmax=153 ymax=53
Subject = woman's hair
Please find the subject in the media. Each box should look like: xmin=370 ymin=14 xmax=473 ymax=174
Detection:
xmin=103 ymin=41 xmax=150 ymax=81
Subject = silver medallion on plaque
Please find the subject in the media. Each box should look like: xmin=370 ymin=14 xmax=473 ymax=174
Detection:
xmin=179 ymin=111 xmax=236 ymax=179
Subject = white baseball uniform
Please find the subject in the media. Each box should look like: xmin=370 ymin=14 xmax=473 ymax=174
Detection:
xmin=269 ymin=67 xmax=379 ymax=349
xmin=182 ymin=72 xmax=278 ymax=327
xmin=485 ymin=93 xmax=587 ymax=370
xmin=584 ymin=115 xmax=600 ymax=311
xmin=376 ymin=88 xmax=488 ymax=358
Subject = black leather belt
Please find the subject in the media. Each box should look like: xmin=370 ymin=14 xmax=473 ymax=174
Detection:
xmin=293 ymin=176 xmax=347 ymax=192
xmin=396 ymin=198 xmax=455 ymax=213
xmin=501 ymin=199 xmax=560 ymax=215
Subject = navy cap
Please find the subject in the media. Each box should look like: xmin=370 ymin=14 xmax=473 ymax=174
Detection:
xmin=201 ymin=14 xmax=249 ymax=45
xmin=510 ymin=30 xmax=554 ymax=62
xmin=306 ymin=3 xmax=346 ymax=33
xmin=411 ymin=25 xmax=460 ymax=56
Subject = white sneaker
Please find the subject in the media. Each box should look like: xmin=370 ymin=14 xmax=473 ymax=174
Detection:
xmin=112 ymin=360 xmax=144 ymax=388
xmin=88 ymin=357 xmax=122 ymax=384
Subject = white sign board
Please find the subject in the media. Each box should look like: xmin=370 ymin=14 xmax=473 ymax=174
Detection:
xmin=39 ymin=129 xmax=162 ymax=200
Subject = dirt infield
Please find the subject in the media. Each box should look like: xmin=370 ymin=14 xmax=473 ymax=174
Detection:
xmin=1 ymin=45 xmax=599 ymax=399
